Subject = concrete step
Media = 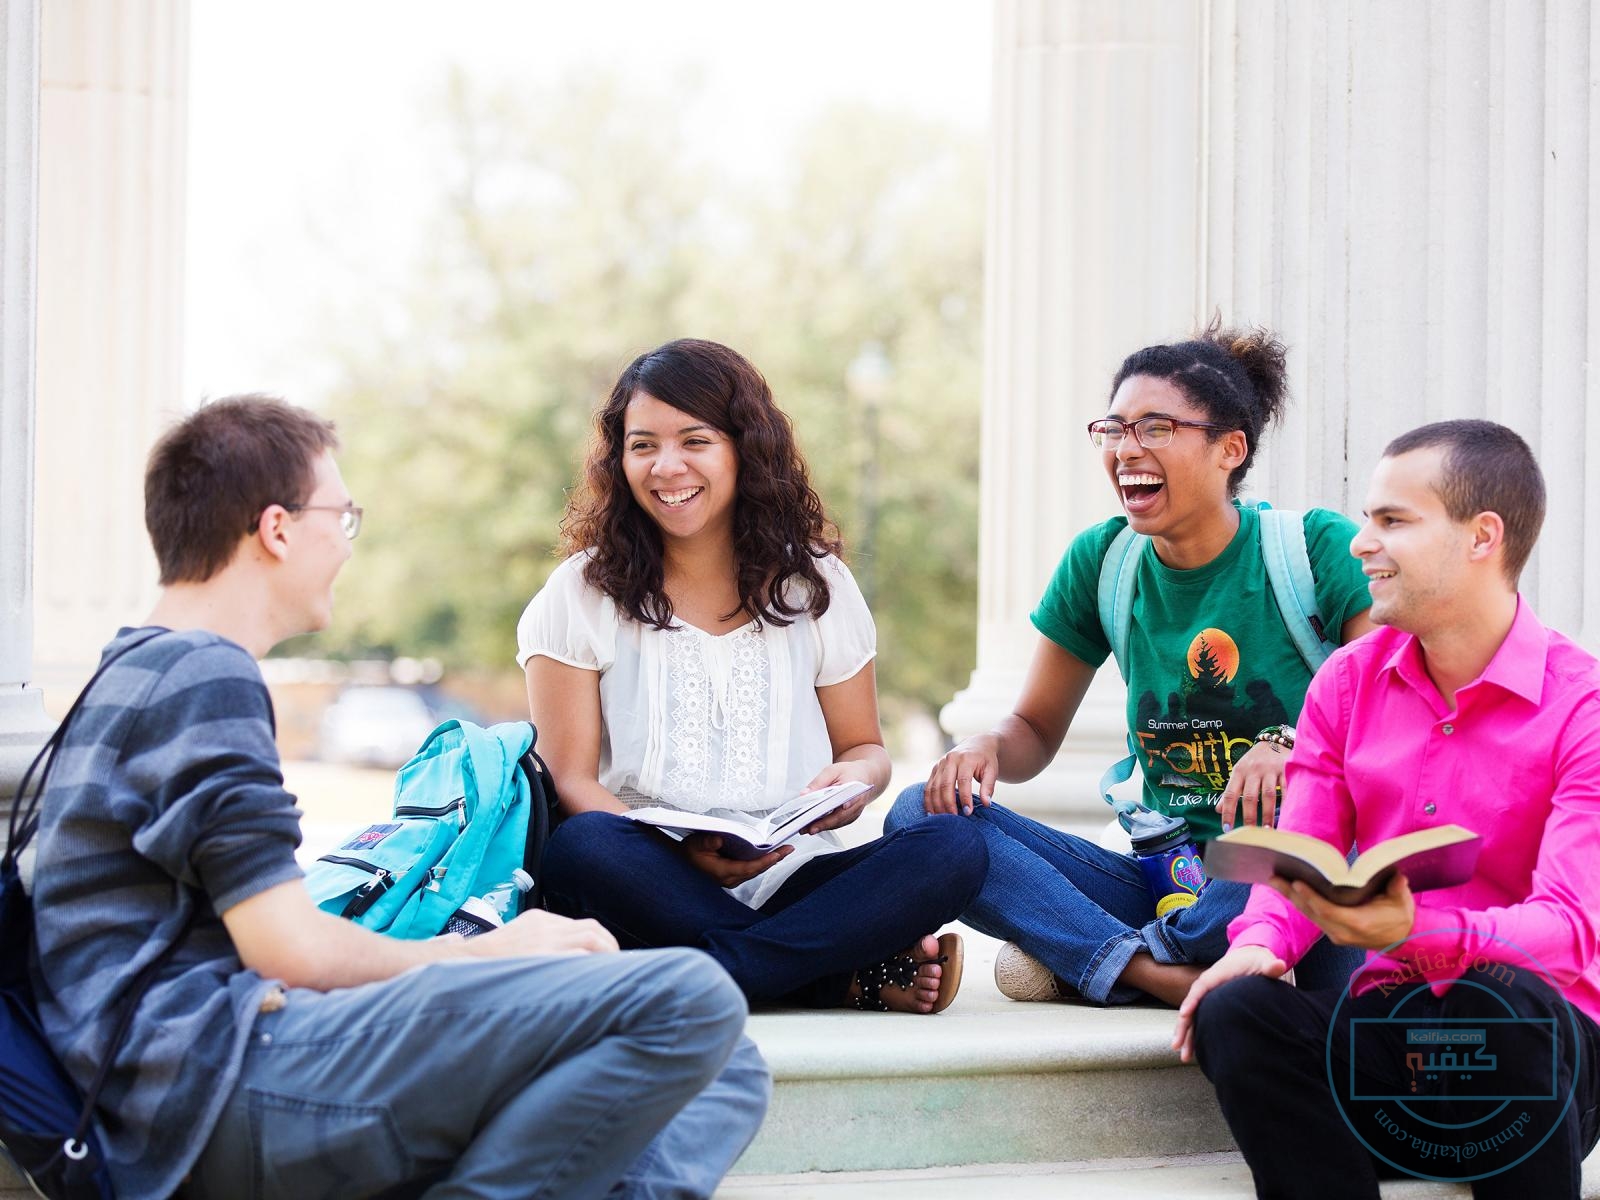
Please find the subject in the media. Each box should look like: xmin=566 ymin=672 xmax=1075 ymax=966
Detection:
xmin=731 ymin=927 xmax=1232 ymax=1175
xmin=718 ymin=1151 xmax=1600 ymax=1198
xmin=730 ymin=926 xmax=1600 ymax=1194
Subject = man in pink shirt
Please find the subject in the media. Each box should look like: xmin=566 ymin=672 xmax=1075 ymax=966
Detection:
xmin=1173 ymin=420 xmax=1600 ymax=1197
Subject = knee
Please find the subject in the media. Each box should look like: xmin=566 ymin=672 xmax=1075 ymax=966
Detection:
xmin=1192 ymin=975 xmax=1281 ymax=1078
xmin=895 ymin=811 xmax=988 ymax=893
xmin=884 ymin=783 xmax=929 ymax=833
xmin=645 ymin=948 xmax=749 ymax=1037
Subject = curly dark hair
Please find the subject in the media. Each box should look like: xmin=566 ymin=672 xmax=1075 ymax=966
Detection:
xmin=561 ymin=338 xmax=843 ymax=629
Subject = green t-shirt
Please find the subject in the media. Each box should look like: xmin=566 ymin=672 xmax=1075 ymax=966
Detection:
xmin=1030 ymin=502 xmax=1372 ymax=841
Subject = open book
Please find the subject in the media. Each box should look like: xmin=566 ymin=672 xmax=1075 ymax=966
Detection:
xmin=625 ymin=781 xmax=872 ymax=860
xmin=1205 ymin=823 xmax=1481 ymax=906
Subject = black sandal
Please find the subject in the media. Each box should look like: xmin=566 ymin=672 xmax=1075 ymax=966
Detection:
xmin=850 ymin=932 xmax=965 ymax=1013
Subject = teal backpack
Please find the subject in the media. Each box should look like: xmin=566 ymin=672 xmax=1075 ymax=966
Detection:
xmin=305 ymin=720 xmax=560 ymax=938
xmin=1095 ymin=502 xmax=1339 ymax=823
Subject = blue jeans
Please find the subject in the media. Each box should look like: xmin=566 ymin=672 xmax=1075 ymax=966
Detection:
xmin=886 ymin=785 xmax=1360 ymax=1004
xmin=543 ymin=811 xmax=988 ymax=1007
xmin=182 ymin=951 xmax=768 ymax=1200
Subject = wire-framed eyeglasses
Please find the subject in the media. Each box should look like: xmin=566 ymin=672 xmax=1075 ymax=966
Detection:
xmin=282 ymin=503 xmax=364 ymax=540
xmin=1086 ymin=416 xmax=1232 ymax=450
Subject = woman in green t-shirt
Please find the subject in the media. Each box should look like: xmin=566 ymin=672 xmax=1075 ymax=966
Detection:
xmin=886 ymin=320 xmax=1375 ymax=1006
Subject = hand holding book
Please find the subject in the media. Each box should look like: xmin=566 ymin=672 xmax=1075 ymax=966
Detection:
xmin=626 ymin=780 xmax=873 ymax=860
xmin=1205 ymin=823 xmax=1481 ymax=907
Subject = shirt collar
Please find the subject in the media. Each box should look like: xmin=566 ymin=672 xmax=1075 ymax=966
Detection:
xmin=1378 ymin=596 xmax=1548 ymax=706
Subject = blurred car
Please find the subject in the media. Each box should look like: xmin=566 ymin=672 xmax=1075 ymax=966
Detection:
xmin=317 ymin=686 xmax=439 ymax=769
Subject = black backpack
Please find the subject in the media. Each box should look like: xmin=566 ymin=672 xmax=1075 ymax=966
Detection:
xmin=0 ymin=632 xmax=191 ymax=1200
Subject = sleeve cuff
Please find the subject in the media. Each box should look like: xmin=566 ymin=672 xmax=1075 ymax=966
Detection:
xmin=1397 ymin=904 xmax=1467 ymax=961
xmin=1227 ymin=921 xmax=1290 ymax=960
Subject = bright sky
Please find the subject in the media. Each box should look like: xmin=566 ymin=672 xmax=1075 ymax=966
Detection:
xmin=184 ymin=1 xmax=992 ymax=404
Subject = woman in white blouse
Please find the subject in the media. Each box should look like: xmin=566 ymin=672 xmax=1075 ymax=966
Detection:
xmin=519 ymin=338 xmax=985 ymax=1013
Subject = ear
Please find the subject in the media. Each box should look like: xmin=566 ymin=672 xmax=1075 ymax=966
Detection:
xmin=1465 ymin=511 xmax=1505 ymax=566
xmin=252 ymin=504 xmax=294 ymax=564
xmin=1218 ymin=429 xmax=1249 ymax=471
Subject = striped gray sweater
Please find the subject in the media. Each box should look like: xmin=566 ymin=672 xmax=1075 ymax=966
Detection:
xmin=31 ymin=627 xmax=304 ymax=1200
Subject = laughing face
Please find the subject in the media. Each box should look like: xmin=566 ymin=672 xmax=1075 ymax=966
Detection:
xmin=621 ymin=391 xmax=740 ymax=547
xmin=1101 ymin=375 xmax=1244 ymax=543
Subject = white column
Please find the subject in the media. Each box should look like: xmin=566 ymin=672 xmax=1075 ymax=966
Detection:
xmin=0 ymin=0 xmax=52 ymax=834
xmin=31 ymin=0 xmax=189 ymax=696
xmin=941 ymin=0 xmax=1206 ymax=821
xmin=1208 ymin=0 xmax=1600 ymax=645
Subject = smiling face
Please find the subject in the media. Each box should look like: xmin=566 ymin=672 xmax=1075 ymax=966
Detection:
xmin=621 ymin=391 xmax=740 ymax=547
xmin=1351 ymin=446 xmax=1478 ymax=634
xmin=1101 ymin=375 xmax=1246 ymax=544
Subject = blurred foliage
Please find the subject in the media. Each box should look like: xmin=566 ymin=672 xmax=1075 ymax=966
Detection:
xmin=310 ymin=71 xmax=983 ymax=715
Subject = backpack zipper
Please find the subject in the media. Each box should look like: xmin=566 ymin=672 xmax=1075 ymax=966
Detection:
xmin=394 ymin=797 xmax=467 ymax=828
xmin=315 ymin=856 xmax=394 ymax=918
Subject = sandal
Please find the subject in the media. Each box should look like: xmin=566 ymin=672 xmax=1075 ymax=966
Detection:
xmin=851 ymin=932 xmax=964 ymax=1014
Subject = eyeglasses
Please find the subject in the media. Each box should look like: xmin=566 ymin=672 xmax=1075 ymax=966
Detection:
xmin=283 ymin=503 xmax=364 ymax=540
xmin=1086 ymin=416 xmax=1233 ymax=450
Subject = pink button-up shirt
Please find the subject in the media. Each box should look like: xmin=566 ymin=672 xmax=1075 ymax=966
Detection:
xmin=1228 ymin=598 xmax=1600 ymax=1024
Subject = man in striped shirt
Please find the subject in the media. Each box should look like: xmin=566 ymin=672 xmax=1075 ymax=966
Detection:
xmin=31 ymin=395 xmax=769 ymax=1200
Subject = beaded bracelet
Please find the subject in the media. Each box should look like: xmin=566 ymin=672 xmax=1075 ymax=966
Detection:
xmin=1255 ymin=724 xmax=1296 ymax=752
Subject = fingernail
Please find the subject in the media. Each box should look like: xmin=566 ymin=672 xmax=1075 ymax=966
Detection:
xmin=1222 ymin=822 xmax=1232 ymax=832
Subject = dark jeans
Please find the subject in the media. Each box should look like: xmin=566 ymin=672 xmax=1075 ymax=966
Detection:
xmin=543 ymin=811 xmax=988 ymax=1007
xmin=1194 ymin=970 xmax=1600 ymax=1199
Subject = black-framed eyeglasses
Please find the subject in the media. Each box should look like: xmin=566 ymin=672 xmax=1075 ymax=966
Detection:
xmin=1086 ymin=416 xmax=1233 ymax=450
xmin=283 ymin=503 xmax=364 ymax=540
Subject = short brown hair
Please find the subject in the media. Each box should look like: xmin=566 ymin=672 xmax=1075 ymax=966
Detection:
xmin=145 ymin=395 xmax=339 ymax=584
xmin=1383 ymin=419 xmax=1545 ymax=585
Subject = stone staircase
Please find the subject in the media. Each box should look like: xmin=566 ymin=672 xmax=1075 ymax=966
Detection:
xmin=5 ymin=794 xmax=1596 ymax=1197
xmin=4 ymin=935 xmax=1597 ymax=1200
xmin=719 ymin=927 xmax=1600 ymax=1199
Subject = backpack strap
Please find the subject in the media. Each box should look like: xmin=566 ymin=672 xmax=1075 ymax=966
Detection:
xmin=2 ymin=628 xmax=197 ymax=1171
xmin=1094 ymin=524 xmax=1147 ymax=822
xmin=1096 ymin=522 xmax=1145 ymax=683
xmin=1257 ymin=507 xmax=1340 ymax=673
xmin=6 ymin=629 xmax=167 ymax=868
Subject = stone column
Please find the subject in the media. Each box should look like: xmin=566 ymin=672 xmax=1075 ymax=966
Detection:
xmin=31 ymin=0 xmax=189 ymax=697
xmin=1206 ymin=0 xmax=1599 ymax=644
xmin=940 ymin=0 xmax=1206 ymax=821
xmin=0 ymin=0 xmax=52 ymax=843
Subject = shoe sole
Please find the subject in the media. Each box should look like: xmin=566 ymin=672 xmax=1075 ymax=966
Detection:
xmin=930 ymin=932 xmax=964 ymax=1014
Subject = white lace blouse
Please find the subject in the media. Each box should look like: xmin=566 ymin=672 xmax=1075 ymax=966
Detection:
xmin=515 ymin=551 xmax=877 ymax=907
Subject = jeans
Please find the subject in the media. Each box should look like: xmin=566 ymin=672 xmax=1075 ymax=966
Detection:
xmin=543 ymin=811 xmax=988 ymax=1007
xmin=886 ymin=785 xmax=1360 ymax=1003
xmin=182 ymin=950 xmax=768 ymax=1200
xmin=1195 ymin=972 xmax=1600 ymax=1199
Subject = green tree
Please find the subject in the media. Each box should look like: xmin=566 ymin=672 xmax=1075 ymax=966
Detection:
xmin=309 ymin=74 xmax=983 ymax=719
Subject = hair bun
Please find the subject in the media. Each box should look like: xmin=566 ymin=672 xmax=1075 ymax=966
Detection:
xmin=1199 ymin=313 xmax=1288 ymax=428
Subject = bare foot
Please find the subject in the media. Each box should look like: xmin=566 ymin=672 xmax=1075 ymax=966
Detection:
xmin=1119 ymin=955 xmax=1205 ymax=1007
xmin=848 ymin=934 xmax=944 ymax=1013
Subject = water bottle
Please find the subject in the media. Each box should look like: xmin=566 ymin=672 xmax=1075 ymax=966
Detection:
xmin=1127 ymin=808 xmax=1207 ymax=917
xmin=443 ymin=868 xmax=534 ymax=938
